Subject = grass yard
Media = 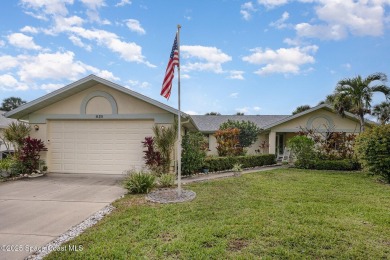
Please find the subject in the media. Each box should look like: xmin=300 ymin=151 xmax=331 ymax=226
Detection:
xmin=46 ymin=169 xmax=390 ymax=259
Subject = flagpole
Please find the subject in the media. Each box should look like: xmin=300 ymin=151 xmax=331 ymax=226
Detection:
xmin=177 ymin=24 xmax=182 ymax=197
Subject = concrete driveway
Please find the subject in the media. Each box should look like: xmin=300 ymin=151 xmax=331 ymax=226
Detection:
xmin=0 ymin=173 xmax=126 ymax=260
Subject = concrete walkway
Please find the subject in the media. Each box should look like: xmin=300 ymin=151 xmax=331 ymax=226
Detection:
xmin=0 ymin=173 xmax=126 ymax=260
xmin=180 ymin=164 xmax=283 ymax=185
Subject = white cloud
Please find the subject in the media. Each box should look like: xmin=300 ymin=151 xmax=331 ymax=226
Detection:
xmin=181 ymin=45 xmax=232 ymax=73
xmin=342 ymin=63 xmax=351 ymax=70
xmin=80 ymin=0 xmax=108 ymax=23
xmin=49 ymin=18 xmax=154 ymax=67
xmin=242 ymin=45 xmax=318 ymax=75
xmin=115 ymin=0 xmax=131 ymax=7
xmin=20 ymin=26 xmax=39 ymax=34
xmin=69 ymin=35 xmax=92 ymax=51
xmin=0 ymin=56 xmax=19 ymax=70
xmin=230 ymin=93 xmax=239 ymax=98
xmin=20 ymin=0 xmax=73 ymax=18
xmin=257 ymin=0 xmax=289 ymax=8
xmin=184 ymin=110 xmax=199 ymax=115
xmin=7 ymin=33 xmax=42 ymax=50
xmin=228 ymin=70 xmax=245 ymax=80
xmin=125 ymin=19 xmax=146 ymax=35
xmin=0 ymin=40 xmax=5 ymax=47
xmin=40 ymin=83 xmax=64 ymax=92
xmin=240 ymin=2 xmax=257 ymax=20
xmin=0 ymin=74 xmax=28 ymax=91
xmin=270 ymin=11 xmax=290 ymax=29
xmin=181 ymin=74 xmax=191 ymax=79
xmin=127 ymin=80 xmax=151 ymax=88
xmin=253 ymin=106 xmax=261 ymax=111
xmin=95 ymin=70 xmax=119 ymax=81
xmin=295 ymin=0 xmax=386 ymax=40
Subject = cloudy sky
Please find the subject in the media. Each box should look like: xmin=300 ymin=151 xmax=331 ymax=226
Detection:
xmin=0 ymin=0 xmax=389 ymax=115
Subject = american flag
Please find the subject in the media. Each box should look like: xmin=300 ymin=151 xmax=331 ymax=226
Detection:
xmin=161 ymin=34 xmax=179 ymax=99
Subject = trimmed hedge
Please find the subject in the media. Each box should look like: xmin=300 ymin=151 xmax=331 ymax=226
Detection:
xmin=203 ymin=154 xmax=276 ymax=172
xmin=295 ymin=159 xmax=361 ymax=171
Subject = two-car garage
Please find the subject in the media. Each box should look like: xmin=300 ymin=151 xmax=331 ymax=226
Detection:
xmin=48 ymin=120 xmax=154 ymax=174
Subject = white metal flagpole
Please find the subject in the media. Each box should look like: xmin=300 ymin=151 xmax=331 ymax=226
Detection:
xmin=177 ymin=24 xmax=182 ymax=196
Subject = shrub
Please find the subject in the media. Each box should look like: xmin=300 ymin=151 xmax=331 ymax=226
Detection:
xmin=3 ymin=122 xmax=31 ymax=154
xmin=181 ymin=132 xmax=207 ymax=175
xmin=19 ymin=137 xmax=47 ymax=173
xmin=123 ymin=170 xmax=156 ymax=194
xmin=142 ymin=137 xmax=163 ymax=175
xmin=203 ymin=154 xmax=276 ymax=172
xmin=220 ymin=120 xmax=260 ymax=148
xmin=355 ymin=124 xmax=390 ymax=183
xmin=158 ymin=174 xmax=175 ymax=188
xmin=287 ymin=136 xmax=316 ymax=166
xmin=215 ymin=128 xmax=243 ymax=157
xmin=295 ymin=159 xmax=361 ymax=171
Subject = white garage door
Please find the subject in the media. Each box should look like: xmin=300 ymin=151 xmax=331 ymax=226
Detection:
xmin=48 ymin=120 xmax=154 ymax=174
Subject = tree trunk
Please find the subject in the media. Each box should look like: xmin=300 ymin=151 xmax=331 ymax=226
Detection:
xmin=359 ymin=115 xmax=365 ymax=132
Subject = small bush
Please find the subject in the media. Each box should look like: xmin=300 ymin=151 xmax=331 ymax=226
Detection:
xmin=287 ymin=135 xmax=316 ymax=165
xmin=182 ymin=132 xmax=207 ymax=175
xmin=158 ymin=174 xmax=175 ymax=188
xmin=204 ymin=154 xmax=276 ymax=172
xmin=355 ymin=124 xmax=390 ymax=183
xmin=123 ymin=170 xmax=156 ymax=194
xmin=295 ymin=159 xmax=361 ymax=171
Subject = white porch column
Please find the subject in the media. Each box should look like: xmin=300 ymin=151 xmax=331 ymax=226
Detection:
xmin=268 ymin=131 xmax=276 ymax=154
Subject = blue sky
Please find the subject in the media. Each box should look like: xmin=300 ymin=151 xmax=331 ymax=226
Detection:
xmin=0 ymin=0 xmax=389 ymax=116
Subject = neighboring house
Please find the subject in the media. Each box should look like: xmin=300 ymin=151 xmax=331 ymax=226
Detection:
xmin=191 ymin=104 xmax=366 ymax=159
xmin=5 ymin=75 xmax=370 ymax=174
xmin=0 ymin=110 xmax=17 ymax=156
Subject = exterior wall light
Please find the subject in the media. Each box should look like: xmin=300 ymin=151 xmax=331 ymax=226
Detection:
xmin=34 ymin=125 xmax=39 ymax=131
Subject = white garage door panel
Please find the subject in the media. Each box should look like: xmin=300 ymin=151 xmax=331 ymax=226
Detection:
xmin=49 ymin=120 xmax=154 ymax=174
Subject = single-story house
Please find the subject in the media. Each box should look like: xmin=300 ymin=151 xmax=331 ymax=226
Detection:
xmin=5 ymin=75 xmax=369 ymax=174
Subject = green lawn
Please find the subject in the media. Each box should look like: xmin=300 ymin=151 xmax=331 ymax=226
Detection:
xmin=46 ymin=169 xmax=390 ymax=259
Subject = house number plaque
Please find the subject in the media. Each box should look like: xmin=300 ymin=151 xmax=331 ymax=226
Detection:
xmin=96 ymin=115 xmax=103 ymax=118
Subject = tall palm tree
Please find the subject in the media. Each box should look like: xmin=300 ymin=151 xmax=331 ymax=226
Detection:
xmin=372 ymin=101 xmax=390 ymax=125
xmin=333 ymin=73 xmax=390 ymax=132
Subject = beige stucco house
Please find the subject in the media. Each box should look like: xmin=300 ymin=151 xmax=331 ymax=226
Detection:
xmin=5 ymin=75 xmax=370 ymax=174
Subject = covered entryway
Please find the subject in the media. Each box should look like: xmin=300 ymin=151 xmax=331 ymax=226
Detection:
xmin=48 ymin=120 xmax=154 ymax=174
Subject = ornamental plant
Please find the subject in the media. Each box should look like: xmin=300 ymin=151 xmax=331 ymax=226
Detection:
xmin=19 ymin=137 xmax=47 ymax=173
xmin=355 ymin=124 xmax=390 ymax=183
xmin=287 ymin=135 xmax=316 ymax=168
xmin=215 ymin=128 xmax=243 ymax=157
xmin=220 ymin=120 xmax=260 ymax=149
xmin=123 ymin=170 xmax=156 ymax=194
xmin=181 ymin=132 xmax=207 ymax=175
xmin=142 ymin=137 xmax=163 ymax=175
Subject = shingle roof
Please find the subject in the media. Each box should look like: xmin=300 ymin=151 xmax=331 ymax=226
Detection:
xmin=0 ymin=111 xmax=17 ymax=129
xmin=190 ymin=115 xmax=290 ymax=132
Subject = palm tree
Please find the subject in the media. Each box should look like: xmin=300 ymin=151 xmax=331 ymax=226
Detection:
xmin=152 ymin=120 xmax=178 ymax=173
xmin=3 ymin=121 xmax=31 ymax=155
xmin=333 ymin=73 xmax=390 ymax=132
xmin=372 ymin=101 xmax=390 ymax=125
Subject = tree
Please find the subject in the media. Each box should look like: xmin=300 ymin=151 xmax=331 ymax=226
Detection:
xmin=205 ymin=112 xmax=221 ymax=115
xmin=371 ymin=101 xmax=390 ymax=125
xmin=152 ymin=121 xmax=178 ymax=174
xmin=292 ymin=105 xmax=311 ymax=115
xmin=219 ymin=120 xmax=260 ymax=149
xmin=235 ymin=112 xmax=244 ymax=115
xmin=333 ymin=73 xmax=390 ymax=132
xmin=215 ymin=128 xmax=243 ymax=156
xmin=0 ymin=97 xmax=27 ymax=111
xmin=355 ymin=125 xmax=390 ymax=183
